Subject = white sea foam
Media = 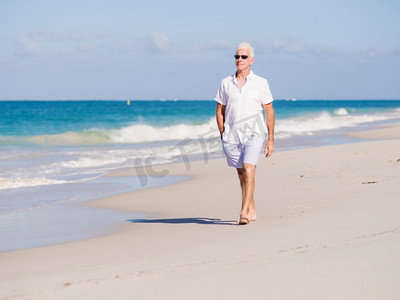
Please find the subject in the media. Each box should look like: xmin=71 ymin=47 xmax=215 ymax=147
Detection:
xmin=0 ymin=177 xmax=67 ymax=190
xmin=58 ymin=156 xmax=128 ymax=169
xmin=109 ymin=119 xmax=219 ymax=143
xmin=24 ymin=118 xmax=220 ymax=146
xmin=276 ymin=111 xmax=392 ymax=137
xmin=334 ymin=108 xmax=348 ymax=115
xmin=27 ymin=130 xmax=111 ymax=145
xmin=48 ymin=139 xmax=221 ymax=175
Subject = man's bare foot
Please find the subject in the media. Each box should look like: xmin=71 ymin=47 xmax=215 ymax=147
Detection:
xmin=239 ymin=214 xmax=250 ymax=225
xmin=249 ymin=211 xmax=257 ymax=222
xmin=238 ymin=217 xmax=250 ymax=225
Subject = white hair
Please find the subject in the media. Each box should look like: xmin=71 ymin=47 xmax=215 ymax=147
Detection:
xmin=236 ymin=42 xmax=254 ymax=58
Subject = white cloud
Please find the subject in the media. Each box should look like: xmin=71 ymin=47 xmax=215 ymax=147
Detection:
xmin=181 ymin=38 xmax=310 ymax=56
xmin=15 ymin=38 xmax=40 ymax=56
xmin=147 ymin=32 xmax=171 ymax=52
xmin=271 ymin=36 xmax=307 ymax=54
xmin=251 ymin=36 xmax=310 ymax=57
xmin=11 ymin=31 xmax=108 ymax=58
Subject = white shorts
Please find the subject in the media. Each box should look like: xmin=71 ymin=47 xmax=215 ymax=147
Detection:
xmin=222 ymin=137 xmax=265 ymax=168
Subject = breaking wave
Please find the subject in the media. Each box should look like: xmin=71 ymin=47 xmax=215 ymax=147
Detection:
xmin=3 ymin=109 xmax=400 ymax=147
xmin=22 ymin=119 xmax=219 ymax=146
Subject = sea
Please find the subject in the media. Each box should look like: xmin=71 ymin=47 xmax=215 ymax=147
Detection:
xmin=1 ymin=99 xmax=400 ymax=250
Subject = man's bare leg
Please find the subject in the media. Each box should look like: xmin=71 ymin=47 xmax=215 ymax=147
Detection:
xmin=236 ymin=163 xmax=256 ymax=224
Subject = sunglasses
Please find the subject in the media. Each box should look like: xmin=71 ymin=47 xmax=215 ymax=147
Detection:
xmin=234 ymin=55 xmax=249 ymax=60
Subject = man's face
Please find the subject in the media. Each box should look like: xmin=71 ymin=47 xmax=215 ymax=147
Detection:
xmin=235 ymin=48 xmax=254 ymax=72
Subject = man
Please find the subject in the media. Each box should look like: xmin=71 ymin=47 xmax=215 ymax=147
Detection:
xmin=215 ymin=42 xmax=275 ymax=225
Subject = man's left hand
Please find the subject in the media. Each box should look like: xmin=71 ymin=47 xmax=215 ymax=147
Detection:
xmin=264 ymin=140 xmax=274 ymax=157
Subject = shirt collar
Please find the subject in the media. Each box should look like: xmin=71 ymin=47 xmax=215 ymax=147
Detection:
xmin=232 ymin=70 xmax=254 ymax=83
xmin=247 ymin=70 xmax=254 ymax=81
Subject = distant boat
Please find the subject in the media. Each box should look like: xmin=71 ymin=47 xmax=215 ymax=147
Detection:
xmin=127 ymin=99 xmax=130 ymax=106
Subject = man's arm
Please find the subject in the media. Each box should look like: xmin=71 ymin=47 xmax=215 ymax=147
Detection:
xmin=216 ymin=103 xmax=226 ymax=140
xmin=263 ymin=103 xmax=275 ymax=157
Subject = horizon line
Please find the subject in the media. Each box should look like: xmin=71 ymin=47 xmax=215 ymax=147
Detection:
xmin=1 ymin=98 xmax=400 ymax=102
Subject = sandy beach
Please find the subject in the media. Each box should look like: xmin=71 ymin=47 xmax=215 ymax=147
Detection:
xmin=1 ymin=124 xmax=399 ymax=299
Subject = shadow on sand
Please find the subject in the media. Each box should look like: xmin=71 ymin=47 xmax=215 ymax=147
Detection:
xmin=127 ymin=217 xmax=237 ymax=226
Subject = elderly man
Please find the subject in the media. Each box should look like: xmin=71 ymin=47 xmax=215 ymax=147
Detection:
xmin=215 ymin=42 xmax=275 ymax=225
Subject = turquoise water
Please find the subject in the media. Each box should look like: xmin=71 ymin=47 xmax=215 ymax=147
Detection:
xmin=0 ymin=100 xmax=214 ymax=137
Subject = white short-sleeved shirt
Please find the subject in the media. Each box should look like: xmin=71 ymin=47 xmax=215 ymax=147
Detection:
xmin=215 ymin=71 xmax=273 ymax=144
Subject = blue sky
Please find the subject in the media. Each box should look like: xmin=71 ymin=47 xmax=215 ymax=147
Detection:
xmin=0 ymin=0 xmax=399 ymax=100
